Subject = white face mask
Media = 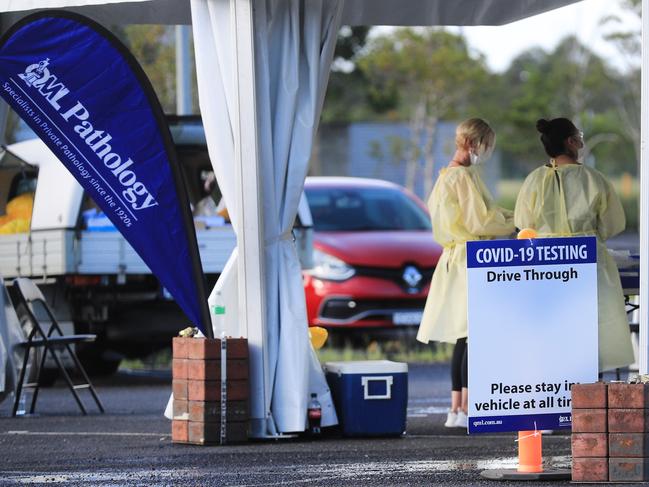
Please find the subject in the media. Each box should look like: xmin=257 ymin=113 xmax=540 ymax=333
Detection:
xmin=470 ymin=145 xmax=494 ymax=165
xmin=570 ymin=132 xmax=584 ymax=161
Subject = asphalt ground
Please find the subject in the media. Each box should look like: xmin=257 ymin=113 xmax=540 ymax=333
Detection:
xmin=0 ymin=362 xmax=618 ymax=487
xmin=0 ymin=232 xmax=640 ymax=486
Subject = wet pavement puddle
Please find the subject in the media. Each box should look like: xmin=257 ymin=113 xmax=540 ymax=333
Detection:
xmin=406 ymin=398 xmax=450 ymax=417
xmin=407 ymin=405 xmax=448 ymax=417
xmin=2 ymin=455 xmax=572 ymax=485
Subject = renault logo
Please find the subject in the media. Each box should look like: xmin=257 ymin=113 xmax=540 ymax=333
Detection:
xmin=403 ymin=265 xmax=423 ymax=288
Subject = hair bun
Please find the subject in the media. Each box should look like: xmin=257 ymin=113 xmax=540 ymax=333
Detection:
xmin=536 ymin=119 xmax=551 ymax=134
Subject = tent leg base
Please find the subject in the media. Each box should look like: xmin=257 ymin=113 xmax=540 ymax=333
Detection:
xmin=480 ymin=469 xmax=571 ymax=481
xmin=248 ymin=417 xmax=298 ymax=440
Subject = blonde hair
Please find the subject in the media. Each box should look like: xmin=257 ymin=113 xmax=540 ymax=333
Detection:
xmin=455 ymin=118 xmax=495 ymax=154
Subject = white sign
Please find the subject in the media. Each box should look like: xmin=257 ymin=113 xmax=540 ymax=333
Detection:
xmin=467 ymin=236 xmax=598 ymax=433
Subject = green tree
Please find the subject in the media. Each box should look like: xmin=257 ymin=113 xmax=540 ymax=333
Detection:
xmin=113 ymin=25 xmax=176 ymax=113
xmin=321 ymin=26 xmax=376 ymax=124
xmin=600 ymin=0 xmax=641 ymax=173
xmin=357 ymin=28 xmax=490 ymax=195
xmin=499 ymin=37 xmax=628 ymax=176
xmin=601 ymin=0 xmax=640 ymax=59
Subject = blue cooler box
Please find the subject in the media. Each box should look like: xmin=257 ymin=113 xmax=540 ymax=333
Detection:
xmin=324 ymin=360 xmax=408 ymax=437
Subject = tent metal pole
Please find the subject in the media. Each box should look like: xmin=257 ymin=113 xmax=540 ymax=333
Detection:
xmin=640 ymin=0 xmax=649 ymax=375
xmin=230 ymin=0 xmax=272 ymax=438
xmin=175 ymin=25 xmax=192 ymax=115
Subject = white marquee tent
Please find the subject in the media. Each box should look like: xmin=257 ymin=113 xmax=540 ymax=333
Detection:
xmin=2 ymin=0 xmax=644 ymax=439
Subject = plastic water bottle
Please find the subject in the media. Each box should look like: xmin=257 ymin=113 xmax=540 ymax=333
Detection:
xmin=16 ymin=392 xmax=26 ymax=416
xmin=307 ymin=393 xmax=322 ymax=435
xmin=212 ymin=291 xmax=226 ymax=335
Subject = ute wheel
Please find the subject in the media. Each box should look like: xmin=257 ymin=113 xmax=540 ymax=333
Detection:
xmin=80 ymin=357 xmax=122 ymax=377
xmin=37 ymin=369 xmax=59 ymax=387
xmin=77 ymin=344 xmax=122 ymax=377
xmin=74 ymin=322 xmax=122 ymax=377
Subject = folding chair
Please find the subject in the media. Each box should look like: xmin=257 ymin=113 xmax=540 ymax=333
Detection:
xmin=11 ymin=278 xmax=104 ymax=416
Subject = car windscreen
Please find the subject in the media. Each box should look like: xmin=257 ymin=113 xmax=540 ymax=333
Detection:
xmin=305 ymin=186 xmax=431 ymax=232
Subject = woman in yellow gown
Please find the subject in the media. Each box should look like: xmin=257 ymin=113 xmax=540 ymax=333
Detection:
xmin=515 ymin=118 xmax=634 ymax=372
xmin=417 ymin=118 xmax=515 ymax=428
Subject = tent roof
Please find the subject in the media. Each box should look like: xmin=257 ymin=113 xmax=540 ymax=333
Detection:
xmin=342 ymin=0 xmax=583 ymax=26
xmin=0 ymin=0 xmax=583 ymax=26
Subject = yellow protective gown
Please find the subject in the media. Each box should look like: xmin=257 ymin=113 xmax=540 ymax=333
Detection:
xmin=514 ymin=162 xmax=634 ymax=371
xmin=417 ymin=166 xmax=515 ymax=344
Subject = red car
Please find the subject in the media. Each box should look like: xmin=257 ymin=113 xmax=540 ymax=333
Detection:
xmin=303 ymin=177 xmax=442 ymax=329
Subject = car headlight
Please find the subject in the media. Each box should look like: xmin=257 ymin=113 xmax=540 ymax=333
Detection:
xmin=309 ymin=249 xmax=355 ymax=281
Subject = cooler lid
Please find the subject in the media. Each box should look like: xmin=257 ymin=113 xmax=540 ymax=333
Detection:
xmin=324 ymin=360 xmax=408 ymax=375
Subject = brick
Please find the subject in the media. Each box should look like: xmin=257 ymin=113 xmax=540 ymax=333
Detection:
xmin=184 ymin=338 xmax=249 ymax=360
xmin=608 ymin=383 xmax=649 ymax=409
xmin=187 ymin=380 xmax=249 ymax=402
xmin=172 ymin=359 xmax=188 ymax=380
xmin=572 ymin=433 xmax=607 ymax=458
xmin=609 ymin=458 xmax=649 ymax=482
xmin=609 ymin=433 xmax=649 ymax=457
xmin=186 ymin=359 xmax=249 ymax=381
xmin=172 ymin=380 xmax=188 ymax=401
xmin=188 ymin=420 xmax=218 ymax=445
xmin=572 ymin=408 xmax=607 ymax=433
xmin=572 ymin=457 xmax=608 ymax=482
xmin=172 ymin=337 xmax=192 ymax=359
xmin=171 ymin=419 xmax=189 ymax=443
xmin=173 ymin=399 xmax=189 ymax=420
xmin=222 ymin=339 xmax=248 ymax=359
xmin=608 ymin=409 xmax=649 ymax=433
xmin=187 ymin=380 xmax=218 ymax=402
xmin=186 ymin=338 xmax=220 ymax=359
xmin=188 ymin=400 xmax=248 ymax=423
xmin=571 ymin=383 xmax=607 ymax=409
xmin=188 ymin=420 xmax=248 ymax=445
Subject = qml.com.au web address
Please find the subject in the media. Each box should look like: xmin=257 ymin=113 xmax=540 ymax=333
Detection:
xmin=472 ymin=419 xmax=503 ymax=427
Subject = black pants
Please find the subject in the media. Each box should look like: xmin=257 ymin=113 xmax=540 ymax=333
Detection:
xmin=451 ymin=337 xmax=468 ymax=392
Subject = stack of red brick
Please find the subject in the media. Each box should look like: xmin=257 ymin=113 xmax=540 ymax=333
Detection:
xmin=572 ymin=382 xmax=649 ymax=482
xmin=171 ymin=337 xmax=249 ymax=445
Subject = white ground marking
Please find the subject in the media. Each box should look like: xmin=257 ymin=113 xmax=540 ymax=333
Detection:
xmin=3 ymin=431 xmax=167 ymax=437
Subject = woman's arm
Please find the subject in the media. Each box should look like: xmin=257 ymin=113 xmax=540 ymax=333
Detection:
xmin=456 ymin=172 xmax=515 ymax=237
xmin=597 ymin=176 xmax=626 ymax=241
xmin=514 ymin=171 xmax=539 ymax=232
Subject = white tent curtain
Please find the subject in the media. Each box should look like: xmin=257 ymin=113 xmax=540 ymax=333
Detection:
xmin=0 ymin=281 xmax=10 ymax=400
xmin=0 ymin=103 xmax=8 ymax=146
xmin=191 ymin=0 xmax=342 ymax=434
xmin=0 ymin=279 xmax=25 ymax=405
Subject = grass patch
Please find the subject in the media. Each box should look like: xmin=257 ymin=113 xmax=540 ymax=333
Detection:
xmin=121 ymin=348 xmax=172 ymax=371
xmin=316 ymin=341 xmax=453 ymax=364
xmin=118 ymin=339 xmax=454 ymax=370
xmin=496 ymin=179 xmax=522 ymax=211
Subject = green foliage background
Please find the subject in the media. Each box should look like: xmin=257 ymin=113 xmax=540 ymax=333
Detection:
xmin=55 ymin=4 xmax=640 ymax=226
xmin=104 ymin=5 xmax=641 ymax=184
